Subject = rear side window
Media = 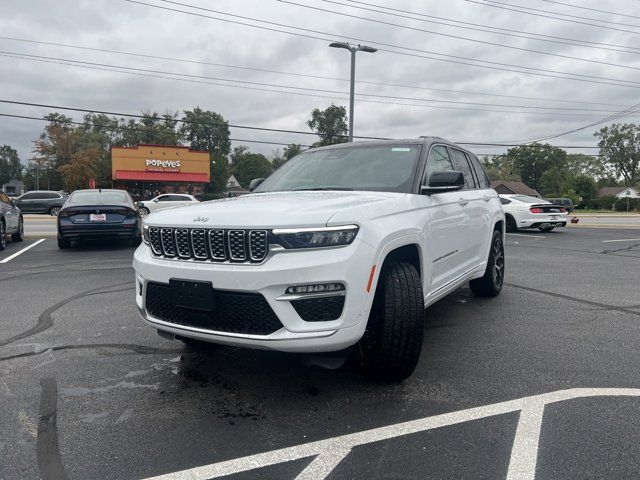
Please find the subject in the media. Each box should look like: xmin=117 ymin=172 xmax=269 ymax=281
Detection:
xmin=425 ymin=145 xmax=454 ymax=184
xmin=466 ymin=153 xmax=491 ymax=189
xmin=168 ymin=195 xmax=189 ymax=201
xmin=45 ymin=193 xmax=61 ymax=199
xmin=500 ymin=197 xmax=511 ymax=205
xmin=449 ymin=148 xmax=476 ymax=189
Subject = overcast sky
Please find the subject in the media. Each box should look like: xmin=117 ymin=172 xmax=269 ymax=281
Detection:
xmin=1 ymin=0 xmax=639 ymax=163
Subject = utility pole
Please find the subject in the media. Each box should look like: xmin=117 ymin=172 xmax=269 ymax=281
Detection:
xmin=329 ymin=42 xmax=377 ymax=142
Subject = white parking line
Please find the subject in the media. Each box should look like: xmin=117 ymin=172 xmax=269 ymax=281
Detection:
xmin=602 ymin=238 xmax=640 ymax=243
xmin=141 ymin=388 xmax=640 ymax=480
xmin=0 ymin=239 xmax=45 ymax=264
xmin=507 ymin=233 xmax=546 ymax=239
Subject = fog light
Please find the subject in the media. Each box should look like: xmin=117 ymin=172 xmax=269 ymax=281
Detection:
xmin=286 ymin=283 xmax=345 ymax=294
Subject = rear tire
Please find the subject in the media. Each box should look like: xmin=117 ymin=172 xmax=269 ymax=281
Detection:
xmin=57 ymin=235 xmax=70 ymax=249
xmin=11 ymin=216 xmax=24 ymax=242
xmin=49 ymin=206 xmax=60 ymax=216
xmin=469 ymin=230 xmax=504 ymax=297
xmin=357 ymin=260 xmax=424 ymax=382
xmin=505 ymin=215 xmax=518 ymax=232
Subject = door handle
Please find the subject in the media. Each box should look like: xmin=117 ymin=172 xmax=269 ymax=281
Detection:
xmin=458 ymin=198 xmax=469 ymax=206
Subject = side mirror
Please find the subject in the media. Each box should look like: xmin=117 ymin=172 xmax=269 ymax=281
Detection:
xmin=421 ymin=171 xmax=465 ymax=195
xmin=152 ymin=198 xmax=159 ymax=203
xmin=249 ymin=178 xmax=265 ymax=192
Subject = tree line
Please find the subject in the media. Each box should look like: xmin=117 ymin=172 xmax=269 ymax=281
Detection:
xmin=0 ymin=103 xmax=350 ymax=193
xmin=481 ymin=123 xmax=640 ymax=208
xmin=2 ymin=102 xmax=638 ymax=208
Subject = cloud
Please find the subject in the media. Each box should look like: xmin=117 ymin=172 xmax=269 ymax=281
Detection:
xmin=1 ymin=0 xmax=638 ymax=163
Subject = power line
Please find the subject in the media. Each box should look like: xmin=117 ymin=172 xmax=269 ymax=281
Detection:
xmin=0 ymin=100 xmax=606 ymax=149
xmin=280 ymin=0 xmax=640 ymax=72
xmin=343 ymin=0 xmax=640 ymax=53
xmin=0 ymin=35 xmax=629 ymax=108
xmin=538 ymin=0 xmax=640 ymax=20
xmin=477 ymin=0 xmax=640 ymax=28
xmin=462 ymin=0 xmax=640 ymax=34
xmin=122 ymin=0 xmax=640 ymax=89
xmin=6 ymin=51 xmax=631 ymax=117
xmin=0 ymin=112 xmax=313 ymax=147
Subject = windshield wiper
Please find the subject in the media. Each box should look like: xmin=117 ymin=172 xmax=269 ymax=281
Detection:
xmin=290 ymin=187 xmax=354 ymax=191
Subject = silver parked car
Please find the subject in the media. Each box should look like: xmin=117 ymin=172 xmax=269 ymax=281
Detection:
xmin=0 ymin=191 xmax=24 ymax=250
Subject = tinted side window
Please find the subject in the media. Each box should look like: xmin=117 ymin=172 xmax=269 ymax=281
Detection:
xmin=156 ymin=195 xmax=171 ymax=202
xmin=21 ymin=192 xmax=38 ymax=200
xmin=500 ymin=197 xmax=511 ymax=205
xmin=45 ymin=193 xmax=61 ymax=199
xmin=450 ymin=148 xmax=476 ymax=189
xmin=168 ymin=195 xmax=188 ymax=201
xmin=467 ymin=153 xmax=491 ymax=189
xmin=425 ymin=145 xmax=454 ymax=184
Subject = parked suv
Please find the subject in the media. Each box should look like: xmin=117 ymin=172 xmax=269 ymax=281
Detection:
xmin=0 ymin=191 xmax=24 ymax=250
xmin=133 ymin=138 xmax=505 ymax=380
xmin=13 ymin=190 xmax=68 ymax=215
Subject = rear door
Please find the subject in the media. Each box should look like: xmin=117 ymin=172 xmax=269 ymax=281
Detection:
xmin=422 ymin=145 xmax=472 ymax=292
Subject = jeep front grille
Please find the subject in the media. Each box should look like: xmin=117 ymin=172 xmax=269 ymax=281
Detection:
xmin=148 ymin=227 xmax=268 ymax=263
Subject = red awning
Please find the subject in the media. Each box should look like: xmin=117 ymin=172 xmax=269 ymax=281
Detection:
xmin=114 ymin=170 xmax=209 ymax=183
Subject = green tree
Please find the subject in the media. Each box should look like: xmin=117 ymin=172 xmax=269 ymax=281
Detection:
xmin=230 ymin=145 xmax=250 ymax=167
xmin=232 ymin=153 xmax=273 ymax=187
xmin=180 ymin=108 xmax=231 ymax=155
xmin=0 ymin=145 xmax=22 ymax=186
xmin=594 ymin=123 xmax=640 ymax=186
xmin=506 ymin=143 xmax=567 ymax=192
xmin=565 ymin=174 xmax=597 ymax=202
xmin=481 ymin=155 xmax=520 ymax=182
xmin=211 ymin=152 xmax=231 ymax=193
xmin=180 ymin=108 xmax=231 ymax=193
xmin=272 ymin=143 xmax=303 ymax=169
xmin=307 ymin=104 xmax=348 ymax=146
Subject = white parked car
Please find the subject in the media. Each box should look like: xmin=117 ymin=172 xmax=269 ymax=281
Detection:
xmin=137 ymin=194 xmax=198 ymax=216
xmin=134 ymin=138 xmax=505 ymax=381
xmin=499 ymin=194 xmax=568 ymax=232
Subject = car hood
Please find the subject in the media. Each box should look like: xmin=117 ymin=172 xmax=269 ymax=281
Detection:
xmin=144 ymin=191 xmax=406 ymax=228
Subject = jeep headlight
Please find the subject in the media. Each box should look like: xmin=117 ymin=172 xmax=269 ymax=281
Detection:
xmin=142 ymin=224 xmax=150 ymax=245
xmin=272 ymin=225 xmax=359 ymax=249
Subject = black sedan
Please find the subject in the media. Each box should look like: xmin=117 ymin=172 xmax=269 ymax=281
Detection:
xmin=57 ymin=189 xmax=142 ymax=249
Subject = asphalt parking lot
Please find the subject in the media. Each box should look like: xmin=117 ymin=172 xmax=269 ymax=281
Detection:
xmin=1 ymin=225 xmax=639 ymax=479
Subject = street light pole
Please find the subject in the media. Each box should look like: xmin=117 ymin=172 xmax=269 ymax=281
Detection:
xmin=329 ymin=42 xmax=377 ymax=142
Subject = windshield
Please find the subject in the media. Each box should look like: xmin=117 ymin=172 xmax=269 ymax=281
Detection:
xmin=68 ymin=191 xmax=129 ymax=204
xmin=255 ymin=144 xmax=422 ymax=193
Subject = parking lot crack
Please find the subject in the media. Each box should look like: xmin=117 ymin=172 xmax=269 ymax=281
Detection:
xmin=0 ymin=282 xmax=132 ymax=348
xmin=37 ymin=377 xmax=68 ymax=480
xmin=505 ymin=283 xmax=640 ymax=317
xmin=0 ymin=343 xmax=181 ymax=363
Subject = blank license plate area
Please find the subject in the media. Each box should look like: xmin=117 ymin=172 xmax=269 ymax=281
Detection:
xmin=90 ymin=213 xmax=106 ymax=222
xmin=170 ymin=279 xmax=214 ymax=311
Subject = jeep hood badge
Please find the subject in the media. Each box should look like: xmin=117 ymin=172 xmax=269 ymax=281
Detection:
xmin=193 ymin=216 xmax=209 ymax=222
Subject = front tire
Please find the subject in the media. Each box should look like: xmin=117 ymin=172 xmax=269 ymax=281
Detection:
xmin=469 ymin=229 xmax=504 ymax=297
xmin=139 ymin=207 xmax=149 ymax=217
xmin=57 ymin=235 xmax=70 ymax=249
xmin=506 ymin=215 xmax=518 ymax=232
xmin=357 ymin=261 xmax=424 ymax=382
xmin=11 ymin=216 xmax=24 ymax=242
xmin=0 ymin=221 xmax=6 ymax=251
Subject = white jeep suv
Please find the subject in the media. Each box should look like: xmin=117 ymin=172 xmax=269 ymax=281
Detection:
xmin=133 ymin=138 xmax=505 ymax=381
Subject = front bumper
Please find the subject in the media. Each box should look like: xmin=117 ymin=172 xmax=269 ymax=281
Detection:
xmin=133 ymin=240 xmax=377 ymax=352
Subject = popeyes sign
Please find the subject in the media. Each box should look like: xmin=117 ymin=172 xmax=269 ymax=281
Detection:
xmin=145 ymin=159 xmax=181 ymax=172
